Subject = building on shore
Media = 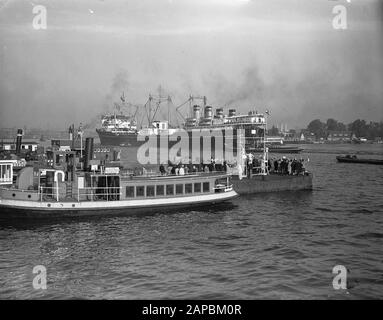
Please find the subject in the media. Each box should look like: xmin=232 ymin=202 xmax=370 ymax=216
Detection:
xmin=0 ymin=139 xmax=39 ymax=152
xmin=326 ymin=131 xmax=351 ymax=142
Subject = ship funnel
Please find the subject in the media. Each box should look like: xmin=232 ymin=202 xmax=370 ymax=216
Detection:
xmin=216 ymin=108 xmax=224 ymax=119
xmin=84 ymin=137 xmax=94 ymax=171
xmin=193 ymin=105 xmax=201 ymax=120
xmin=229 ymin=109 xmax=236 ymax=117
xmin=16 ymin=129 xmax=23 ymax=154
xmin=204 ymin=106 xmax=213 ymax=119
xmin=68 ymin=124 xmax=74 ymax=141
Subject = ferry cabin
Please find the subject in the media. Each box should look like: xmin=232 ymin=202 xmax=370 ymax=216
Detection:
xmin=62 ymin=171 xmax=232 ymax=202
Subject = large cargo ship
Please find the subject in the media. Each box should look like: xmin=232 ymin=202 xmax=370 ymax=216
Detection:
xmin=96 ymin=113 xmax=139 ymax=147
xmin=96 ymin=95 xmax=268 ymax=155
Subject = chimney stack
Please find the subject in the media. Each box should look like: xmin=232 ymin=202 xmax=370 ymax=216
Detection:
xmin=15 ymin=129 xmax=23 ymax=154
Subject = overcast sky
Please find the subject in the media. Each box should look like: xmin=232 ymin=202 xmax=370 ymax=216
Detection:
xmin=0 ymin=0 xmax=382 ymax=129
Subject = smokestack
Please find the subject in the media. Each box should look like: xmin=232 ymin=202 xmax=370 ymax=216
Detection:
xmin=69 ymin=124 xmax=74 ymax=141
xmin=229 ymin=109 xmax=236 ymax=117
xmin=216 ymin=108 xmax=224 ymax=119
xmin=15 ymin=129 xmax=23 ymax=154
xmin=193 ymin=105 xmax=201 ymax=120
xmin=84 ymin=137 xmax=94 ymax=171
xmin=204 ymin=106 xmax=212 ymax=119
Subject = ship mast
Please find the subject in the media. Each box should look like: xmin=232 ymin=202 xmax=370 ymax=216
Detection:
xmin=148 ymin=94 xmax=153 ymax=125
xmin=261 ymin=110 xmax=270 ymax=176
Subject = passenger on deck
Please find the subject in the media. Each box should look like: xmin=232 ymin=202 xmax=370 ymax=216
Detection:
xmin=179 ymin=165 xmax=185 ymax=176
xmin=291 ymin=158 xmax=298 ymax=175
xmin=133 ymin=167 xmax=140 ymax=176
xmin=187 ymin=163 xmax=193 ymax=173
xmin=159 ymin=164 xmax=166 ymax=175
xmin=210 ymin=158 xmax=216 ymax=172
xmin=223 ymin=160 xmax=227 ymax=172
xmin=299 ymin=158 xmax=305 ymax=175
xmin=274 ymin=159 xmax=279 ymax=173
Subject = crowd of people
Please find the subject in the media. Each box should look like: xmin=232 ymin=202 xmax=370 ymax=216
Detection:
xmin=159 ymin=159 xmax=229 ymax=176
xmin=270 ymin=156 xmax=307 ymax=175
xmin=245 ymin=155 xmax=307 ymax=176
xmin=131 ymin=154 xmax=308 ymax=177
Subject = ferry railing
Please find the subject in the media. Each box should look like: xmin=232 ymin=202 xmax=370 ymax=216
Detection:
xmin=77 ymin=187 xmax=122 ymax=202
xmin=37 ymin=186 xmax=122 ymax=202
xmin=38 ymin=186 xmax=61 ymax=202
xmin=213 ymin=184 xmax=233 ymax=192
xmin=121 ymin=170 xmax=231 ymax=180
xmin=0 ymin=187 xmax=40 ymax=199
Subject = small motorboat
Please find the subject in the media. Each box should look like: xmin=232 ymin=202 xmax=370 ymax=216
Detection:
xmin=336 ymin=155 xmax=383 ymax=165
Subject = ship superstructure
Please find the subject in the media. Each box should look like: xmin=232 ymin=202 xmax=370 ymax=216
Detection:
xmin=96 ymin=93 xmax=273 ymax=154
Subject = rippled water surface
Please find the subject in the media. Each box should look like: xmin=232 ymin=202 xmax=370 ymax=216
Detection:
xmin=0 ymin=144 xmax=382 ymax=299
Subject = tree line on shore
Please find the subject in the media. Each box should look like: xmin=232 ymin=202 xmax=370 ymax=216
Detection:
xmin=306 ymin=119 xmax=383 ymax=140
xmin=269 ymin=119 xmax=383 ymax=140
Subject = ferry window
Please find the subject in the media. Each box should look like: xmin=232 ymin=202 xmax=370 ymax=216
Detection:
xmin=185 ymin=183 xmax=193 ymax=194
xmin=203 ymin=182 xmax=210 ymax=193
xmin=146 ymin=185 xmax=155 ymax=197
xmin=156 ymin=185 xmax=164 ymax=196
xmin=136 ymin=186 xmax=145 ymax=197
xmin=194 ymin=183 xmax=201 ymax=193
xmin=215 ymin=178 xmax=228 ymax=186
xmin=166 ymin=184 xmax=174 ymax=195
xmin=176 ymin=184 xmax=183 ymax=195
xmin=126 ymin=186 xmax=135 ymax=198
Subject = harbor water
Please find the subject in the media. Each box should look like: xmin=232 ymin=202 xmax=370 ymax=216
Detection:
xmin=0 ymin=144 xmax=382 ymax=299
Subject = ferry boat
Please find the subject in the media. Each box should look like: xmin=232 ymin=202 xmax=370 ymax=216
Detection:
xmin=249 ymin=145 xmax=303 ymax=154
xmin=248 ymin=136 xmax=302 ymax=154
xmin=0 ymin=146 xmax=237 ymax=218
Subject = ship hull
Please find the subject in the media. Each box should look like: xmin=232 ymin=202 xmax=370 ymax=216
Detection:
xmin=232 ymin=173 xmax=313 ymax=194
xmin=0 ymin=190 xmax=237 ymax=218
xmin=250 ymin=147 xmax=303 ymax=154
xmin=96 ymin=129 xmax=141 ymax=147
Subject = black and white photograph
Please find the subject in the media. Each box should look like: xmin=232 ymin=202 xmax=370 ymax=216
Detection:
xmin=0 ymin=0 xmax=382 ymax=303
